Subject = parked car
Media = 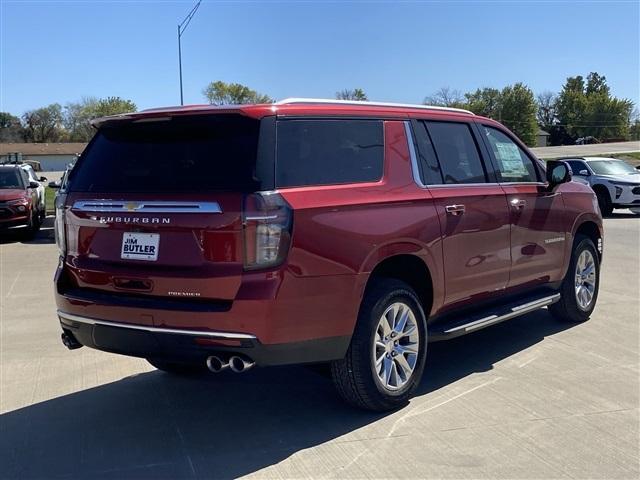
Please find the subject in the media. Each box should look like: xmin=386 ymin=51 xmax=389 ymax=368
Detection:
xmin=563 ymin=157 xmax=640 ymax=215
xmin=18 ymin=164 xmax=47 ymax=220
xmin=55 ymin=99 xmax=603 ymax=411
xmin=0 ymin=165 xmax=43 ymax=236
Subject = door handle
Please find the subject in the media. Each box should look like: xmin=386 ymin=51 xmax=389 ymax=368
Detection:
xmin=445 ymin=204 xmax=466 ymax=216
xmin=510 ymin=198 xmax=526 ymax=209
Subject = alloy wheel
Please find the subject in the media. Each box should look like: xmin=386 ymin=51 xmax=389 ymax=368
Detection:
xmin=373 ymin=302 xmax=420 ymax=391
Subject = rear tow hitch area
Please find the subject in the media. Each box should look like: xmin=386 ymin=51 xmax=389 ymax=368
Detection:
xmin=61 ymin=330 xmax=83 ymax=350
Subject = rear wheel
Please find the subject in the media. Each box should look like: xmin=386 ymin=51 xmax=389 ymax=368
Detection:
xmin=331 ymin=279 xmax=427 ymax=411
xmin=147 ymin=359 xmax=206 ymax=375
xmin=549 ymin=235 xmax=600 ymax=323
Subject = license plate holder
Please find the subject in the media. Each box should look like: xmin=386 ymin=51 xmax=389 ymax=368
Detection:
xmin=121 ymin=232 xmax=160 ymax=261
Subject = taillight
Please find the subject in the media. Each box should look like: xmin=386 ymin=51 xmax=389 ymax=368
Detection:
xmin=54 ymin=195 xmax=66 ymax=257
xmin=242 ymin=191 xmax=292 ymax=270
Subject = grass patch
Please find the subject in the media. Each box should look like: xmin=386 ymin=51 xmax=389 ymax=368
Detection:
xmin=45 ymin=187 xmax=56 ymax=215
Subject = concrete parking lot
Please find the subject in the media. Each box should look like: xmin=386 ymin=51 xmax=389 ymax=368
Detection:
xmin=1 ymin=214 xmax=638 ymax=479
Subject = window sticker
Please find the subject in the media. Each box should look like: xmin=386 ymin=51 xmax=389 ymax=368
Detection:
xmin=495 ymin=142 xmax=527 ymax=176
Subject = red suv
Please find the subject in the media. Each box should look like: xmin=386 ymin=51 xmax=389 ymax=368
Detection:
xmin=55 ymin=99 xmax=603 ymax=411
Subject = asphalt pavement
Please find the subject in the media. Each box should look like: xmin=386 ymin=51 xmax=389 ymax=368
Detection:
xmin=0 ymin=214 xmax=638 ymax=479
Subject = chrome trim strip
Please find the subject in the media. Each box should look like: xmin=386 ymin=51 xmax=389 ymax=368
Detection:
xmin=276 ymin=98 xmax=475 ymax=115
xmin=444 ymin=294 xmax=560 ymax=334
xmin=72 ymin=200 xmax=222 ymax=214
xmin=404 ymin=122 xmax=427 ymax=189
xmin=58 ymin=310 xmax=257 ymax=340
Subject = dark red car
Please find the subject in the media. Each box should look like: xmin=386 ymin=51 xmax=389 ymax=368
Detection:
xmin=0 ymin=165 xmax=43 ymax=236
xmin=55 ymin=99 xmax=603 ymax=411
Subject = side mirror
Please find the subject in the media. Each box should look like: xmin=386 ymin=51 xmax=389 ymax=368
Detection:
xmin=546 ymin=160 xmax=572 ymax=189
xmin=29 ymin=181 xmax=40 ymax=189
xmin=39 ymin=176 xmax=48 ymax=182
xmin=48 ymin=181 xmax=61 ymax=189
xmin=578 ymin=169 xmax=590 ymax=176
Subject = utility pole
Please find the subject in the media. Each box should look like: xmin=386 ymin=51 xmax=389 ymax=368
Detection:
xmin=177 ymin=0 xmax=201 ymax=105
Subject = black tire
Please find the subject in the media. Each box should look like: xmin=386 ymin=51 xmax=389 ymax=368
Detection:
xmin=147 ymin=358 xmax=206 ymax=375
xmin=331 ymin=279 xmax=428 ymax=412
xmin=21 ymin=212 xmax=40 ymax=240
xmin=549 ymin=235 xmax=600 ymax=323
xmin=594 ymin=187 xmax=613 ymax=216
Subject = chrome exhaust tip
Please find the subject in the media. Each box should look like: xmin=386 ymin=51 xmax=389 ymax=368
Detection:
xmin=228 ymin=355 xmax=255 ymax=373
xmin=206 ymin=355 xmax=228 ymax=373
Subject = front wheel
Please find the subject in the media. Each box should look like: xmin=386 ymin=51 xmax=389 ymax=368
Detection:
xmin=331 ymin=279 xmax=427 ymax=411
xmin=549 ymin=235 xmax=600 ymax=323
xmin=595 ymin=188 xmax=613 ymax=216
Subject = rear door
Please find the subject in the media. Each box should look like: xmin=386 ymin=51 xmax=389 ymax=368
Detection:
xmin=413 ymin=120 xmax=511 ymax=307
xmin=478 ymin=124 xmax=567 ymax=288
xmin=63 ymin=114 xmax=268 ymax=301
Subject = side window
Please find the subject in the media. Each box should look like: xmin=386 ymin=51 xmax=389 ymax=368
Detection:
xmin=276 ymin=119 xmax=383 ymax=188
xmin=567 ymin=160 xmax=587 ymax=175
xmin=424 ymin=121 xmax=487 ymax=184
xmin=21 ymin=170 xmax=30 ymax=186
xmin=482 ymin=126 xmax=539 ymax=183
xmin=412 ymin=121 xmax=444 ymax=184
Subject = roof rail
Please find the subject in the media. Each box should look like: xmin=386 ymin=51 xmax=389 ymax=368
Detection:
xmin=275 ymin=98 xmax=474 ymax=115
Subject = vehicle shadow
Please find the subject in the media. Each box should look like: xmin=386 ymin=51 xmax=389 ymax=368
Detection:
xmin=0 ymin=216 xmax=55 ymax=245
xmin=0 ymin=310 xmax=572 ymax=479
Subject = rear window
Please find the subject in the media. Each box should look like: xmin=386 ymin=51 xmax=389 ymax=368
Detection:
xmin=276 ymin=119 xmax=384 ymax=188
xmin=69 ymin=115 xmax=261 ymax=193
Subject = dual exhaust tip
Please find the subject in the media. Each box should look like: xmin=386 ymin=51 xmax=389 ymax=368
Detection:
xmin=206 ymin=355 xmax=255 ymax=373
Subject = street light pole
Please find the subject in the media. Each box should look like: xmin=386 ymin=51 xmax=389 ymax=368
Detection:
xmin=177 ymin=0 xmax=201 ymax=105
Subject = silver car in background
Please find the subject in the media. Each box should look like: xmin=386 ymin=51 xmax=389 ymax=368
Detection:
xmin=562 ymin=157 xmax=640 ymax=216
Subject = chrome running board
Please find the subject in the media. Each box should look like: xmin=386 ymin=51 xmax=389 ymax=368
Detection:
xmin=430 ymin=293 xmax=561 ymax=341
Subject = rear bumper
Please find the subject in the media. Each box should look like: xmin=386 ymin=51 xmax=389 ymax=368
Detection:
xmin=55 ymin=259 xmax=362 ymax=366
xmin=58 ymin=310 xmax=350 ymax=367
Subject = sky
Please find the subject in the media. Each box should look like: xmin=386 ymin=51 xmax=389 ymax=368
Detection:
xmin=1 ymin=0 xmax=639 ymax=116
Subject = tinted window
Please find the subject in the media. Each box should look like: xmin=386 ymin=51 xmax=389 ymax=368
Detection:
xmin=424 ymin=121 xmax=486 ymax=184
xmin=566 ymin=160 xmax=588 ymax=175
xmin=69 ymin=115 xmax=261 ymax=193
xmin=276 ymin=119 xmax=383 ymax=187
xmin=483 ymin=126 xmax=538 ymax=183
xmin=412 ymin=122 xmax=444 ymax=184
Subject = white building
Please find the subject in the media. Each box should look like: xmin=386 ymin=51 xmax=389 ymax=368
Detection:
xmin=0 ymin=143 xmax=86 ymax=171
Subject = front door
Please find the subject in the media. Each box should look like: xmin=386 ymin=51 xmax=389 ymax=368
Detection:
xmin=479 ymin=124 xmax=567 ymax=289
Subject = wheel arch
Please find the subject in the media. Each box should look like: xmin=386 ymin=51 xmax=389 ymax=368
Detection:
xmin=574 ymin=219 xmax=603 ymax=261
xmin=363 ymin=254 xmax=435 ymax=320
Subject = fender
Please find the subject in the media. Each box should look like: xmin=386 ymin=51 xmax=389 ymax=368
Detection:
xmin=359 ymin=240 xmax=445 ymax=317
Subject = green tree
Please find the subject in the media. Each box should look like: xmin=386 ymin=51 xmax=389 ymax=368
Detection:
xmin=203 ymin=81 xmax=271 ymax=105
xmin=499 ymin=83 xmax=538 ymax=146
xmin=22 ymin=104 xmax=64 ymax=142
xmin=556 ymin=72 xmax=633 ymax=141
xmin=465 ymin=88 xmax=501 ymax=118
xmin=64 ymin=96 xmax=137 ymax=141
xmin=336 ymin=88 xmax=368 ymax=101
xmin=0 ymin=112 xmax=25 ymax=142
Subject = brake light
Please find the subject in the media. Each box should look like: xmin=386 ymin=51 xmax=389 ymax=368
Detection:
xmin=54 ymin=196 xmax=66 ymax=257
xmin=242 ymin=191 xmax=292 ymax=270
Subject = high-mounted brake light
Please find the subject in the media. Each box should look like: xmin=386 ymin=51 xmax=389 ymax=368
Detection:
xmin=242 ymin=191 xmax=292 ymax=270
